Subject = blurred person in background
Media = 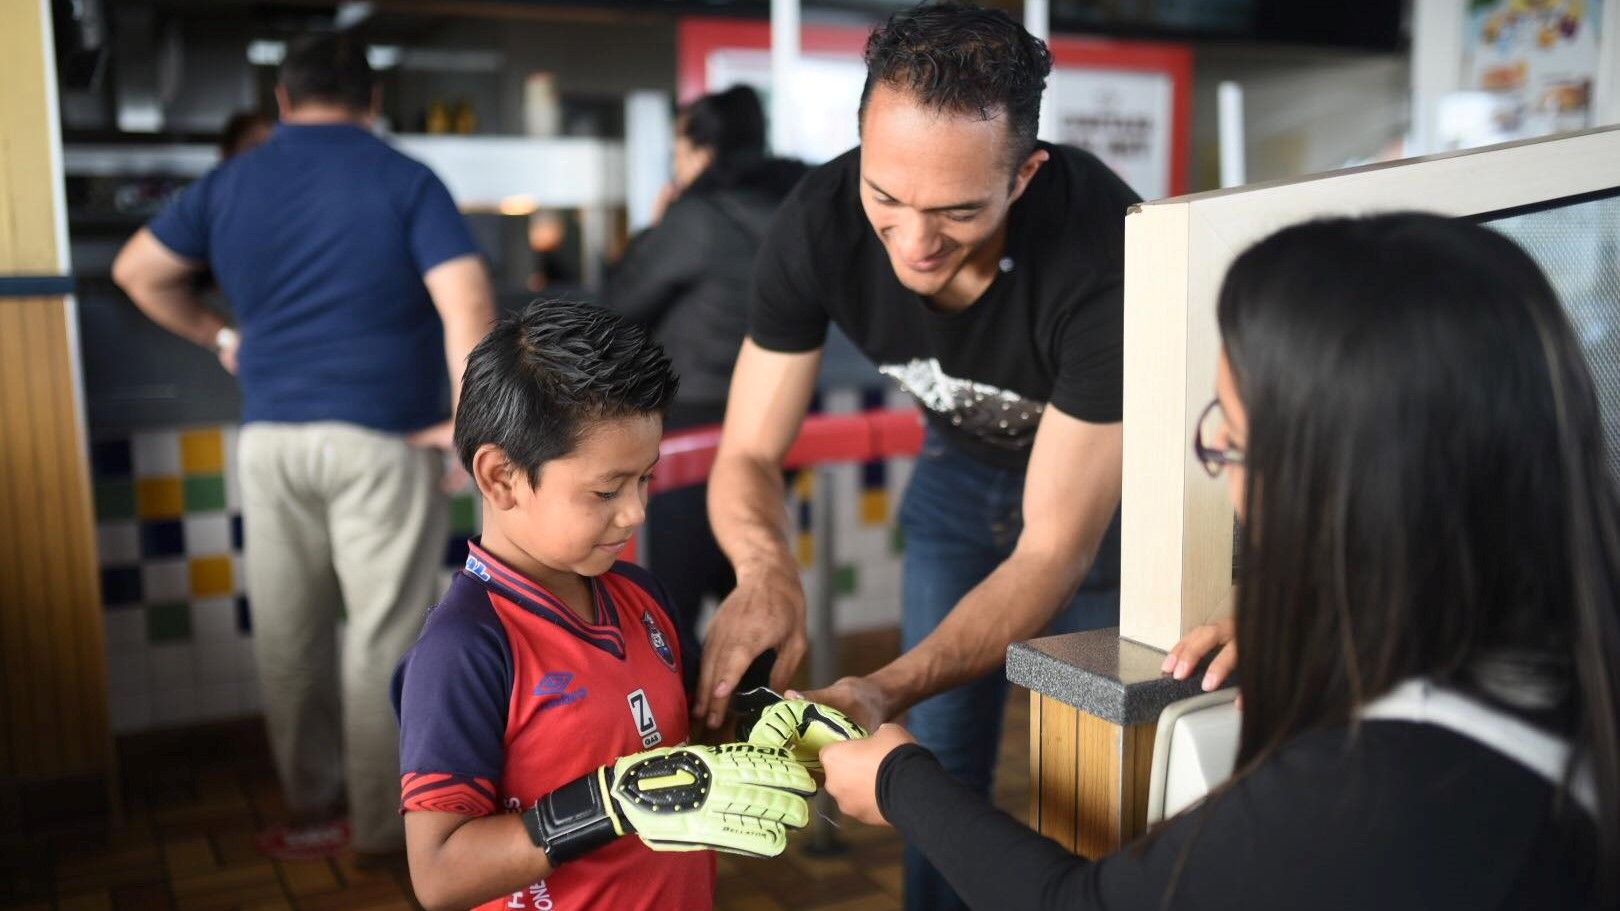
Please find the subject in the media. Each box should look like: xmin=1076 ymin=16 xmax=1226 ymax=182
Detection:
xmin=220 ymin=110 xmax=274 ymax=160
xmin=113 ymin=33 xmax=494 ymax=865
xmin=602 ymin=84 xmax=807 ymax=683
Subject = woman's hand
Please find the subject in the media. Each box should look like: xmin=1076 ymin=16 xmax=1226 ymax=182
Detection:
xmin=1161 ymin=617 xmax=1238 ymax=692
xmin=819 ymin=723 xmax=916 ymax=826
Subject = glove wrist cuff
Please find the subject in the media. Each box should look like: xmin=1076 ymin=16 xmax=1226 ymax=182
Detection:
xmin=524 ymin=768 xmax=626 ymax=864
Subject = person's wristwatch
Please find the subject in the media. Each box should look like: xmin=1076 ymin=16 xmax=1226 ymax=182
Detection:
xmin=213 ymin=326 xmax=239 ymax=353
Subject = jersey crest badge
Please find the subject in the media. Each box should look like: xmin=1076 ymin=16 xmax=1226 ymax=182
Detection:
xmin=641 ymin=609 xmax=676 ymax=670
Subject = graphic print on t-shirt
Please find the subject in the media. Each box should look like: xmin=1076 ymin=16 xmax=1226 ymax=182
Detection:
xmin=879 ymin=357 xmax=1046 ymax=451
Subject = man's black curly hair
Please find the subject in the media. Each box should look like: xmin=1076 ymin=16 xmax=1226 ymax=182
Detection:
xmin=454 ymin=300 xmax=677 ymax=485
xmin=858 ymin=2 xmax=1052 ymax=164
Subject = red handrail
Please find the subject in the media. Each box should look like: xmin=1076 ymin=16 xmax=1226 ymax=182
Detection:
xmin=628 ymin=407 xmax=924 ymax=562
xmin=648 ymin=407 xmax=925 ymax=495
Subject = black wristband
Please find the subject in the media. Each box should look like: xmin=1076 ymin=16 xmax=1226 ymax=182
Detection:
xmin=524 ymin=770 xmax=626 ymax=864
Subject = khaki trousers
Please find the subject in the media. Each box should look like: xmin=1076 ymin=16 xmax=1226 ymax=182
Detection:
xmin=238 ymin=422 xmax=447 ymax=853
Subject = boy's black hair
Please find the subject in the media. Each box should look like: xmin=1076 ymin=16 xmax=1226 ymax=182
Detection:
xmin=279 ymin=34 xmax=374 ymax=111
xmin=858 ymin=1 xmax=1052 ymax=165
xmin=454 ymin=300 xmax=677 ymax=485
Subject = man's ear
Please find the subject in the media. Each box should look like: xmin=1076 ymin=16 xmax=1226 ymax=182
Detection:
xmin=1008 ymin=146 xmax=1050 ymax=204
xmin=472 ymin=444 xmax=523 ymax=510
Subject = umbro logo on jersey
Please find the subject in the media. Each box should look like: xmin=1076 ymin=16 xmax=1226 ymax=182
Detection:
xmin=532 ymin=671 xmax=587 ymax=712
xmin=641 ymin=610 xmax=676 ymax=670
xmin=464 ymin=555 xmax=492 ymax=582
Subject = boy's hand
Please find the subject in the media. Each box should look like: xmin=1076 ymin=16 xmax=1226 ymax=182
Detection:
xmin=524 ymin=743 xmax=815 ymax=862
xmin=737 ymin=690 xmax=867 ymax=772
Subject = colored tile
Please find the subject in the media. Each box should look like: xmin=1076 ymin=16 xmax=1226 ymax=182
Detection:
xmin=890 ymin=525 xmax=905 ymax=555
xmin=235 ymin=595 xmax=252 ymax=634
xmin=91 ymin=439 xmax=133 ymax=478
xmin=139 ymin=519 xmax=185 ymax=558
xmin=102 ymin=566 xmax=144 ymax=606
xmin=131 ymin=431 xmax=181 ymax=477
xmin=796 ymin=531 xmax=813 ymax=568
xmin=230 ymin=513 xmax=244 ymax=550
xmin=793 ymin=471 xmax=815 ymax=500
xmin=97 ymin=521 xmax=139 ymax=565
xmin=136 ymin=478 xmax=184 ymax=519
xmin=189 ymin=555 xmax=233 ymax=598
xmin=183 ymin=514 xmax=231 ymax=555
xmin=179 ymin=429 xmax=225 ymax=474
xmin=147 ymin=601 xmax=192 ymax=642
xmin=860 ymin=489 xmax=890 ymax=526
xmin=142 ymin=559 xmax=189 ymax=602
xmin=835 ymin=564 xmax=858 ymax=597
xmin=95 ymin=480 xmax=136 ymax=521
xmin=449 ymin=493 xmax=478 ymax=534
xmin=183 ymin=474 xmax=227 ymax=512
xmin=797 ymin=500 xmax=813 ymax=532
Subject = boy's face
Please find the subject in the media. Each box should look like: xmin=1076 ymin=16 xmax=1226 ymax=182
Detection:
xmin=490 ymin=414 xmax=663 ymax=579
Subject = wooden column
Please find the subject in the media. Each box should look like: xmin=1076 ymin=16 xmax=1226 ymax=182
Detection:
xmin=1028 ymin=693 xmax=1156 ymax=857
xmin=0 ymin=0 xmax=114 ymax=814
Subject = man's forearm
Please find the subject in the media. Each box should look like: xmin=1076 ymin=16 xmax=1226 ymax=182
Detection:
xmin=708 ymin=452 xmax=798 ymax=582
xmin=869 ymin=547 xmax=1094 ymax=712
xmin=126 ymin=282 xmax=226 ymax=349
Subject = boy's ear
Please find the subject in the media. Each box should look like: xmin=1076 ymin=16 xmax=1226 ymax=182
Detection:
xmin=472 ymin=444 xmax=523 ymax=510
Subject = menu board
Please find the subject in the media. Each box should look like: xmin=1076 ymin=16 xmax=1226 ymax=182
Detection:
xmin=1444 ymin=0 xmax=1602 ymax=149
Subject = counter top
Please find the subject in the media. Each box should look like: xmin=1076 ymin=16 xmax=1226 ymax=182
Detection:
xmin=1006 ymin=627 xmax=1212 ymax=726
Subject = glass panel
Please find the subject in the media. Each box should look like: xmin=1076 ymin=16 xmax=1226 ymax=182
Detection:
xmin=1484 ymin=193 xmax=1620 ymax=484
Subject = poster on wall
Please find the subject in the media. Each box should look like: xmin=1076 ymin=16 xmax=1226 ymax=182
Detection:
xmin=680 ymin=19 xmax=1190 ymax=198
xmin=1047 ymin=68 xmax=1172 ymax=201
xmin=1445 ymin=0 xmax=1601 ymax=149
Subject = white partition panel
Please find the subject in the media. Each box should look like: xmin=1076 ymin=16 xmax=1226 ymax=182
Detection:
xmin=1121 ymin=124 xmax=1620 ymax=651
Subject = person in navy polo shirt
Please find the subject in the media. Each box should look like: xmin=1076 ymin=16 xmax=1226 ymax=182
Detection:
xmin=392 ymin=301 xmax=818 ymax=911
xmin=113 ymin=35 xmax=494 ymax=862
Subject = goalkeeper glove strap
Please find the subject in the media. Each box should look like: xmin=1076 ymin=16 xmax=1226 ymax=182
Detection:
xmin=522 ymin=768 xmax=624 ymax=864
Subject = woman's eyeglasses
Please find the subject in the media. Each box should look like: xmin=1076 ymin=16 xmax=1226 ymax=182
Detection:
xmin=1193 ymin=397 xmax=1245 ymax=477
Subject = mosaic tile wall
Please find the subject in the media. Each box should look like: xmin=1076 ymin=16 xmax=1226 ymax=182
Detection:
xmin=91 ymin=385 xmax=913 ymax=734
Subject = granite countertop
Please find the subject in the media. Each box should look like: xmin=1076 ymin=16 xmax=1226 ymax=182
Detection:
xmin=1006 ymin=627 xmax=1215 ymax=726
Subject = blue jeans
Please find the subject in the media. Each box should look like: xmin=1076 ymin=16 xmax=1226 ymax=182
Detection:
xmin=898 ymin=431 xmax=1120 ymax=911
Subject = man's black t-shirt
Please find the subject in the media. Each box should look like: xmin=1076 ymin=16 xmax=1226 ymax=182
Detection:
xmin=748 ymin=142 xmax=1140 ymax=470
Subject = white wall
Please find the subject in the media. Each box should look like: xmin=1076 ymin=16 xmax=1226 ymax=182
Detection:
xmin=1191 ymin=43 xmax=1410 ymax=190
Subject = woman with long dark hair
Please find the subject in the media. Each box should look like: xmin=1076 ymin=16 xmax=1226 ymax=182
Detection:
xmin=821 ymin=213 xmax=1619 ymax=909
xmin=602 ymin=86 xmax=807 ymax=672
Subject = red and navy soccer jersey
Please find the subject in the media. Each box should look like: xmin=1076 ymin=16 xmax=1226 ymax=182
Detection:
xmin=392 ymin=539 xmax=714 ymax=911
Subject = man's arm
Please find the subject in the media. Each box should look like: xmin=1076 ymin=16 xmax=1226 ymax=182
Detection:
xmin=811 ymin=407 xmax=1123 ymax=729
xmin=111 ymin=228 xmax=228 ymax=353
xmin=410 ymin=253 xmax=495 ymax=450
xmin=696 ymin=338 xmax=822 ymax=728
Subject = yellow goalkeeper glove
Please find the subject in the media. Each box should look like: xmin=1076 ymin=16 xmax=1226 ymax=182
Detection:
xmin=736 ymin=688 xmax=868 ymax=772
xmin=522 ymin=742 xmax=815 ymax=862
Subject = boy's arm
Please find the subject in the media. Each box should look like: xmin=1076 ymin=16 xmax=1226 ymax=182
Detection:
xmin=405 ymin=811 xmax=552 ymax=911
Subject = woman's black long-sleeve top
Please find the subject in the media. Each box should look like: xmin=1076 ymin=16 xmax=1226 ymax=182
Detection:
xmin=877 ymin=722 xmax=1601 ymax=910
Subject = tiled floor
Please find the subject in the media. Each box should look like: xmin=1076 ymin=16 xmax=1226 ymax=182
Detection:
xmin=0 ymin=630 xmax=1031 ymax=911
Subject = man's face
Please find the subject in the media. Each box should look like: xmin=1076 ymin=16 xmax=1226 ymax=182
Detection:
xmin=494 ymin=414 xmax=662 ymax=580
xmin=858 ymin=83 xmax=1042 ymax=299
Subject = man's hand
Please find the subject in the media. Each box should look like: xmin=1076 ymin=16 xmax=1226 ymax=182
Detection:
xmin=1161 ymin=617 xmax=1237 ymax=692
xmin=797 ymin=677 xmax=893 ymax=735
xmin=215 ymin=327 xmax=240 ymax=375
xmin=820 ymin=723 xmax=917 ymax=827
xmin=694 ymin=563 xmax=808 ymax=729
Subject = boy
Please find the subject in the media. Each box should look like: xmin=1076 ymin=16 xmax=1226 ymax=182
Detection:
xmin=392 ymin=301 xmax=816 ymax=911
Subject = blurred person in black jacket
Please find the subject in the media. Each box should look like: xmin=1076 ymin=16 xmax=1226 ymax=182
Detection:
xmin=603 ymin=85 xmax=807 ymax=679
